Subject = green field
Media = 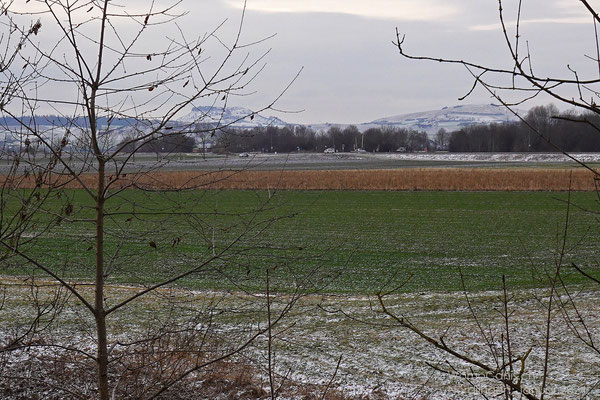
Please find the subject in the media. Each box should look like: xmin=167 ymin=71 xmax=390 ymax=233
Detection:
xmin=2 ymin=189 xmax=599 ymax=293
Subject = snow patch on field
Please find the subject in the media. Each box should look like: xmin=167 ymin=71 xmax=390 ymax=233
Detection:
xmin=378 ymin=152 xmax=600 ymax=163
xmin=2 ymin=284 xmax=599 ymax=399
xmin=240 ymin=289 xmax=600 ymax=399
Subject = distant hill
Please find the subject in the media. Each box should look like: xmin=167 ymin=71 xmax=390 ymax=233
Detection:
xmin=178 ymin=106 xmax=289 ymax=128
xmin=1 ymin=104 xmax=525 ymax=144
xmin=0 ymin=107 xmax=289 ymax=129
xmin=369 ymin=104 xmax=523 ymax=134
xmin=0 ymin=115 xmax=138 ymax=127
xmin=307 ymin=104 xmax=524 ymax=136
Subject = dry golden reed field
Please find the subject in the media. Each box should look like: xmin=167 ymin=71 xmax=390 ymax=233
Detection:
xmin=13 ymin=168 xmax=599 ymax=191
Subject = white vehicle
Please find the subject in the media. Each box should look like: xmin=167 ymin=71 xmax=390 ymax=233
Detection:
xmin=238 ymin=152 xmax=249 ymax=157
xmin=324 ymin=147 xmax=335 ymax=154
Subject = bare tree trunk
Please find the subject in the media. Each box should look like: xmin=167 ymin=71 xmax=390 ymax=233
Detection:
xmin=95 ymin=159 xmax=109 ymax=400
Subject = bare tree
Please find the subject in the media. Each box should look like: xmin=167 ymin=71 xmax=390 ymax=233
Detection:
xmin=0 ymin=1 xmax=308 ymax=399
xmin=435 ymin=128 xmax=448 ymax=151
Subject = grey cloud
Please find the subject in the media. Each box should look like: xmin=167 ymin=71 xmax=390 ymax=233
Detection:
xmin=223 ymin=0 xmax=459 ymax=22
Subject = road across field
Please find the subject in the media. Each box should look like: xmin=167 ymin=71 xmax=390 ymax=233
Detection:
xmin=2 ymin=152 xmax=600 ymax=174
xmin=119 ymin=152 xmax=600 ymax=171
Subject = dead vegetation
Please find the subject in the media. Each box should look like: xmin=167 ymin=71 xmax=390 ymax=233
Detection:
xmin=0 ymin=279 xmax=363 ymax=400
xmin=6 ymin=167 xmax=597 ymax=191
xmin=0 ymin=346 xmax=354 ymax=400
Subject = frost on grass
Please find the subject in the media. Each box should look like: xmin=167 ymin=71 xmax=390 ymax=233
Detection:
xmin=240 ymin=288 xmax=600 ymax=399
xmin=1 ymin=280 xmax=599 ymax=399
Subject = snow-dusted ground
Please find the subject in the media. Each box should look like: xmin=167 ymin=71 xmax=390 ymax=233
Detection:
xmin=112 ymin=152 xmax=600 ymax=173
xmin=377 ymin=152 xmax=600 ymax=163
xmin=1 ymin=151 xmax=596 ymax=175
xmin=187 ymin=151 xmax=600 ymax=171
xmin=260 ymin=288 xmax=600 ymax=399
xmin=3 ymin=282 xmax=597 ymax=399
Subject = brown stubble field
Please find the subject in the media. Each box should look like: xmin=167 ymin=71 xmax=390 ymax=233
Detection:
xmin=13 ymin=167 xmax=597 ymax=191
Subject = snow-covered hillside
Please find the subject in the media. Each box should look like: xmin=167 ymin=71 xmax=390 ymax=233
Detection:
xmin=305 ymin=104 xmax=524 ymax=136
xmin=178 ymin=106 xmax=289 ymax=128
xmin=0 ymin=104 xmax=527 ymax=151
xmin=367 ymin=104 xmax=523 ymax=135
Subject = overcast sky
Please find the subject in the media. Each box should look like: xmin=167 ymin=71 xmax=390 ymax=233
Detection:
xmin=10 ymin=0 xmax=600 ymax=124
xmin=184 ymin=0 xmax=596 ymax=124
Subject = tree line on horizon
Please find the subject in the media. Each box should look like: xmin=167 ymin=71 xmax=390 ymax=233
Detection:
xmin=214 ymin=125 xmax=429 ymax=153
xmin=117 ymin=103 xmax=600 ymax=154
xmin=216 ymin=103 xmax=600 ymax=154
xmin=115 ymin=124 xmax=429 ymax=154
xmin=448 ymin=104 xmax=600 ymax=152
